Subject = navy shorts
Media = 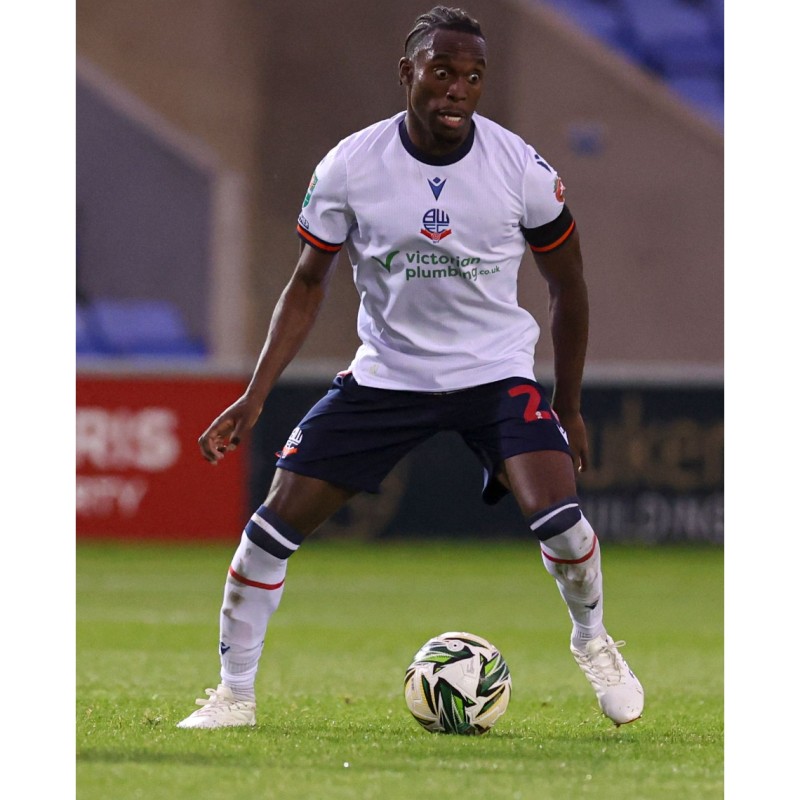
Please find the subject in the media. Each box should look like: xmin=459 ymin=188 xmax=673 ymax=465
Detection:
xmin=275 ymin=373 xmax=572 ymax=504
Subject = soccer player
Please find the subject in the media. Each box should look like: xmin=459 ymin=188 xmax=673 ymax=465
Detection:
xmin=178 ymin=5 xmax=644 ymax=729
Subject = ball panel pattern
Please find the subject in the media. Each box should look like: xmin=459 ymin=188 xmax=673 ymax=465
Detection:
xmin=404 ymin=631 xmax=512 ymax=735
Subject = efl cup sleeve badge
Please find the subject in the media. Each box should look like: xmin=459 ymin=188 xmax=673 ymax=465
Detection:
xmin=420 ymin=208 xmax=452 ymax=243
xmin=302 ymin=172 xmax=318 ymax=208
xmin=554 ymin=176 xmax=566 ymax=203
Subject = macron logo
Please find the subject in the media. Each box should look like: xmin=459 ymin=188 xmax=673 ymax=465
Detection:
xmin=220 ymin=642 xmax=231 ymax=655
xmin=428 ymin=177 xmax=446 ymax=200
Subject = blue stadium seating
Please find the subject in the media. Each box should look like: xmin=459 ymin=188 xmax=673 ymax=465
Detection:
xmin=77 ymin=302 xmax=115 ymax=356
xmin=665 ymin=75 xmax=724 ymax=126
xmin=541 ymin=0 xmax=724 ymax=128
xmin=542 ymin=0 xmax=626 ymax=50
xmin=76 ymin=299 xmax=206 ymax=358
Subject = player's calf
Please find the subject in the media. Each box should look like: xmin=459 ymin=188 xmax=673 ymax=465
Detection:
xmin=529 ymin=496 xmax=604 ymax=648
xmin=529 ymin=497 xmax=644 ymax=724
xmin=177 ymin=505 xmax=304 ymax=729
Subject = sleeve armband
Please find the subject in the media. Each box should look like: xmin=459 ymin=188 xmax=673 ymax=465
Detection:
xmin=296 ymin=224 xmax=344 ymax=253
xmin=522 ymin=205 xmax=575 ymax=253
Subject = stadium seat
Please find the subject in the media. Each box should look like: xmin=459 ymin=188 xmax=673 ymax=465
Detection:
xmin=541 ymin=0 xmax=626 ymax=50
xmin=643 ymin=36 xmax=723 ymax=80
xmin=77 ymin=302 xmax=111 ymax=356
xmin=540 ymin=0 xmax=724 ymax=129
xmin=704 ymin=0 xmax=724 ymax=44
xmin=665 ymin=75 xmax=724 ymax=127
xmin=82 ymin=299 xmax=207 ymax=357
xmin=614 ymin=0 xmax=714 ymax=63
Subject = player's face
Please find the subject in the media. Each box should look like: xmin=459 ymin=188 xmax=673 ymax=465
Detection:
xmin=400 ymin=28 xmax=487 ymax=154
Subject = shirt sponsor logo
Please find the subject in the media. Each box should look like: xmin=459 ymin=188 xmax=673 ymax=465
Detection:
xmin=368 ymin=249 xmax=500 ymax=282
xmin=420 ymin=208 xmax=452 ymax=243
xmin=370 ymin=250 xmax=400 ymax=273
xmin=404 ymin=263 xmax=500 ymax=282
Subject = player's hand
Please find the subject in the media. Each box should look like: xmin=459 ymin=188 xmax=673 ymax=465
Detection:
xmin=556 ymin=410 xmax=590 ymax=474
xmin=198 ymin=395 xmax=263 ymax=465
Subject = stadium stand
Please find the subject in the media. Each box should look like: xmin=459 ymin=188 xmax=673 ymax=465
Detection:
xmin=540 ymin=0 xmax=724 ymax=127
xmin=76 ymin=299 xmax=206 ymax=358
xmin=76 ymin=302 xmax=107 ymax=356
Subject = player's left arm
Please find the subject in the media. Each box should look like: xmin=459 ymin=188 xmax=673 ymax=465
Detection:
xmin=533 ymin=228 xmax=590 ymax=473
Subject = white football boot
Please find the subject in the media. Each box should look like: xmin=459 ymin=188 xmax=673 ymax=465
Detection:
xmin=571 ymin=634 xmax=644 ymax=725
xmin=176 ymin=684 xmax=256 ymax=729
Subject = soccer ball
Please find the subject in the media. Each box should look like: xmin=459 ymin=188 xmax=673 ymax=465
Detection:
xmin=403 ymin=631 xmax=512 ymax=735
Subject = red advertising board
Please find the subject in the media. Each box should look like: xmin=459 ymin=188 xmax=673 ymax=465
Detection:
xmin=76 ymin=373 xmax=249 ymax=541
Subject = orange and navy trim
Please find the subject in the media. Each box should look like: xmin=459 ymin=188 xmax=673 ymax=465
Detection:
xmin=530 ymin=220 xmax=575 ymax=253
xmin=296 ymin=224 xmax=344 ymax=254
xmin=523 ymin=205 xmax=575 ymax=254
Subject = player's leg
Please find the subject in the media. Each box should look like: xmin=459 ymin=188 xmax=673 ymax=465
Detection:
xmin=502 ymin=451 xmax=644 ymax=725
xmin=177 ymin=469 xmax=355 ymax=729
xmin=460 ymin=378 xmax=642 ymax=725
xmin=179 ymin=373 xmax=435 ymax=728
xmin=217 ymin=471 xmax=354 ymax=699
xmin=501 ymin=450 xmax=605 ymax=648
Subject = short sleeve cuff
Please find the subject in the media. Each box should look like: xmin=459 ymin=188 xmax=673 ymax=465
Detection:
xmin=522 ymin=205 xmax=575 ymax=253
xmin=296 ymin=224 xmax=345 ymax=253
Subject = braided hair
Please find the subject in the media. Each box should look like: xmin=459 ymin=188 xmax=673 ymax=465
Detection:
xmin=403 ymin=6 xmax=484 ymax=58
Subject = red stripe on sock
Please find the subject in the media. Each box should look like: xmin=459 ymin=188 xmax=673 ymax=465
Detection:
xmin=541 ymin=535 xmax=597 ymax=565
xmin=228 ymin=566 xmax=285 ymax=590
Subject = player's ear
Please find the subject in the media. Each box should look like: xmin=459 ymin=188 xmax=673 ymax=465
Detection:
xmin=398 ymin=57 xmax=413 ymax=87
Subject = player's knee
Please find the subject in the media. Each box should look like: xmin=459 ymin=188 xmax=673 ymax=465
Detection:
xmin=527 ymin=496 xmax=582 ymax=536
xmin=528 ymin=496 xmax=598 ymax=573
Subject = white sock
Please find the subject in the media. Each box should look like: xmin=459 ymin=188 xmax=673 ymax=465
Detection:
xmin=536 ymin=512 xmax=606 ymax=650
xmin=219 ymin=532 xmax=288 ymax=701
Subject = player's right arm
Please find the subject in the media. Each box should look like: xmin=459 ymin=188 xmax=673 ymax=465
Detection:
xmin=200 ymin=141 xmax=350 ymax=464
xmin=198 ymin=244 xmax=338 ymax=464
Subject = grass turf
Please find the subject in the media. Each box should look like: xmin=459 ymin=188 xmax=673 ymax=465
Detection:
xmin=76 ymin=540 xmax=723 ymax=799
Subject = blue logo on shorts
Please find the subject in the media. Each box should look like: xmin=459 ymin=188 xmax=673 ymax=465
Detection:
xmin=420 ymin=208 xmax=452 ymax=243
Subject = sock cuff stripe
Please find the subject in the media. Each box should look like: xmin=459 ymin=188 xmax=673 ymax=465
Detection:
xmin=528 ymin=496 xmax=581 ymax=541
xmin=245 ymin=506 xmax=304 ymax=559
xmin=228 ymin=566 xmax=285 ymax=591
xmin=249 ymin=512 xmax=300 ymax=552
xmin=256 ymin=506 xmax=304 ymax=544
xmin=529 ymin=502 xmax=579 ymax=531
xmin=541 ymin=535 xmax=598 ymax=565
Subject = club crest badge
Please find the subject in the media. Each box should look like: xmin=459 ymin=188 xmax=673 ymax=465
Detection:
xmin=420 ymin=208 xmax=452 ymax=243
xmin=279 ymin=427 xmax=303 ymax=458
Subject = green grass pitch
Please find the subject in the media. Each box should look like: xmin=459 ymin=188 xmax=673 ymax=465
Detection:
xmin=76 ymin=539 xmax=723 ymax=799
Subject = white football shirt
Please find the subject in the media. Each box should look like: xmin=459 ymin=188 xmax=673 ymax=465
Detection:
xmin=297 ymin=111 xmax=574 ymax=392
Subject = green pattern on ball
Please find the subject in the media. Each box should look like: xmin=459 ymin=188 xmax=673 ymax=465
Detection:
xmin=404 ymin=632 xmax=512 ymax=736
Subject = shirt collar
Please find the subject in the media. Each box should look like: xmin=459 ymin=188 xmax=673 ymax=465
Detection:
xmin=398 ymin=116 xmax=476 ymax=166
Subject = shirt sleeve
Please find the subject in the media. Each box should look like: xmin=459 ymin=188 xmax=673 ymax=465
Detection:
xmin=296 ymin=143 xmax=353 ymax=253
xmin=519 ymin=146 xmax=576 ymax=253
